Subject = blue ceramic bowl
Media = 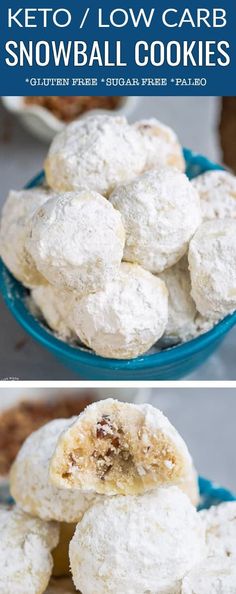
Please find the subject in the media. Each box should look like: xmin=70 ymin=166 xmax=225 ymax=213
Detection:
xmin=1 ymin=148 xmax=236 ymax=380
xmin=198 ymin=476 xmax=236 ymax=510
xmin=1 ymin=477 xmax=235 ymax=508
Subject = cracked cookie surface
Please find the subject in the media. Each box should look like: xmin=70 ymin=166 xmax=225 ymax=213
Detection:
xmin=50 ymin=399 xmax=198 ymax=500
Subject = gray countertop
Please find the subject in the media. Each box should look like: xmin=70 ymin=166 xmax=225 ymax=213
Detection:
xmin=152 ymin=387 xmax=236 ymax=494
xmin=0 ymin=97 xmax=235 ymax=380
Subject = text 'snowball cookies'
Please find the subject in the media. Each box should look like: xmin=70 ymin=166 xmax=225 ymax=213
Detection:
xmin=181 ymin=557 xmax=236 ymax=594
xmin=26 ymin=190 xmax=125 ymax=295
xmin=31 ymin=285 xmax=76 ymax=341
xmin=191 ymin=169 xmax=236 ymax=221
xmin=10 ymin=418 xmax=99 ymax=523
xmin=0 ymin=189 xmax=51 ymax=288
xmin=45 ymin=115 xmax=146 ymax=196
xmin=188 ymin=219 xmax=236 ymax=320
xmin=110 ymin=168 xmax=202 ymax=273
xmin=71 ymin=263 xmax=168 ymax=359
xmin=69 ymin=487 xmax=205 ymax=594
xmin=134 ymin=118 xmax=185 ymax=172
xmin=50 ymin=399 xmax=198 ymax=501
xmin=200 ymin=501 xmax=236 ymax=558
xmin=0 ymin=506 xmax=59 ymax=594
xmin=160 ymin=257 xmax=212 ymax=344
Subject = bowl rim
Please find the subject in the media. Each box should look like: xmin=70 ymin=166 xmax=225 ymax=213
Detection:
xmin=1 ymin=148 xmax=236 ymax=371
xmin=1 ymin=259 xmax=236 ymax=370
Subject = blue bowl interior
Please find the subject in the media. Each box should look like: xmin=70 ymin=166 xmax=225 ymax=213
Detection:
xmin=1 ymin=477 xmax=235 ymax=508
xmin=0 ymin=148 xmax=236 ymax=375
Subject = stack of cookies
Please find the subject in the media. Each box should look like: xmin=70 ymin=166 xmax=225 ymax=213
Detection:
xmin=0 ymin=399 xmax=235 ymax=593
xmin=1 ymin=115 xmax=236 ymax=360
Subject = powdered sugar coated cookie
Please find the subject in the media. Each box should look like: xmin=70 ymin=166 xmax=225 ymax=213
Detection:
xmin=10 ymin=418 xmax=100 ymax=523
xmin=110 ymin=168 xmax=201 ymax=273
xmin=181 ymin=557 xmax=236 ymax=594
xmin=134 ymin=118 xmax=185 ymax=172
xmin=160 ymin=257 xmax=212 ymax=344
xmin=26 ymin=190 xmax=125 ymax=295
xmin=188 ymin=219 xmax=236 ymax=320
xmin=0 ymin=506 xmax=59 ymax=594
xmin=31 ymin=284 xmax=77 ymax=341
xmin=200 ymin=501 xmax=236 ymax=558
xmin=0 ymin=188 xmax=51 ymax=288
xmin=69 ymin=487 xmax=205 ymax=594
xmin=192 ymin=169 xmax=236 ymax=221
xmin=45 ymin=115 xmax=146 ymax=196
xmin=71 ymin=263 xmax=168 ymax=359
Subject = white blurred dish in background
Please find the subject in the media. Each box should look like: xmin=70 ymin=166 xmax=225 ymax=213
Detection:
xmin=1 ymin=96 xmax=139 ymax=142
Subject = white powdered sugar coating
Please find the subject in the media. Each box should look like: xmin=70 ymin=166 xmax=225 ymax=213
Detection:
xmin=134 ymin=118 xmax=185 ymax=172
xmin=10 ymin=418 xmax=99 ymax=523
xmin=138 ymin=402 xmax=199 ymax=504
xmin=192 ymin=169 xmax=236 ymax=221
xmin=188 ymin=218 xmax=236 ymax=320
xmin=0 ymin=506 xmax=59 ymax=594
xmin=26 ymin=190 xmax=125 ymax=295
xmin=69 ymin=487 xmax=205 ymax=594
xmin=31 ymin=284 xmax=77 ymax=341
xmin=160 ymin=257 xmax=213 ymax=344
xmin=110 ymin=168 xmax=202 ymax=273
xmin=181 ymin=557 xmax=236 ymax=594
xmin=200 ymin=501 xmax=236 ymax=558
xmin=45 ymin=115 xmax=146 ymax=196
xmin=71 ymin=263 xmax=168 ymax=359
xmin=184 ymin=502 xmax=236 ymax=592
xmin=0 ymin=188 xmax=52 ymax=288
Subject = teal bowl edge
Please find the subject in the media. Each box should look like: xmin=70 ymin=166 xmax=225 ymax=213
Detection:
xmin=198 ymin=476 xmax=236 ymax=510
xmin=0 ymin=147 xmax=236 ymax=378
xmin=1 ymin=477 xmax=235 ymax=508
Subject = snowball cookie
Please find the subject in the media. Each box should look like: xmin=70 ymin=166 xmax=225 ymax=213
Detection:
xmin=50 ymin=399 xmax=198 ymax=501
xmin=181 ymin=557 xmax=236 ymax=594
xmin=0 ymin=506 xmax=59 ymax=594
xmin=69 ymin=487 xmax=205 ymax=594
xmin=188 ymin=219 xmax=236 ymax=320
xmin=70 ymin=263 xmax=168 ymax=359
xmin=191 ymin=169 xmax=236 ymax=221
xmin=110 ymin=168 xmax=202 ymax=273
xmin=160 ymin=257 xmax=212 ymax=344
xmin=31 ymin=285 xmax=76 ymax=341
xmin=200 ymin=502 xmax=236 ymax=558
xmin=0 ymin=188 xmax=51 ymax=288
xmin=134 ymin=118 xmax=185 ymax=172
xmin=26 ymin=190 xmax=125 ymax=294
xmin=10 ymin=418 xmax=99 ymax=523
xmin=45 ymin=115 xmax=146 ymax=196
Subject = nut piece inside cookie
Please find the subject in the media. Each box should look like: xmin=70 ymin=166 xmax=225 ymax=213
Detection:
xmin=50 ymin=399 xmax=194 ymax=496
